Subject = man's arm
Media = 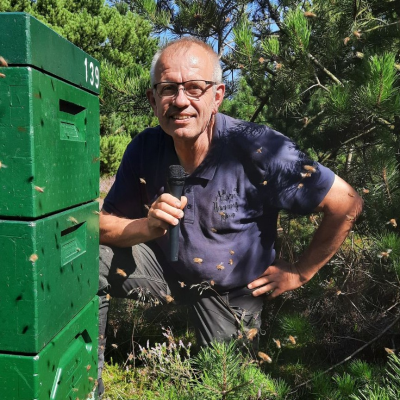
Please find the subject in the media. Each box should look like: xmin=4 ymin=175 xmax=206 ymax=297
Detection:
xmin=248 ymin=175 xmax=363 ymax=298
xmin=99 ymin=194 xmax=187 ymax=247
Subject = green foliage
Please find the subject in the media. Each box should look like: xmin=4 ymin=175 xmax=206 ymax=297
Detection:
xmin=100 ymin=133 xmax=132 ymax=176
xmin=279 ymin=313 xmax=315 ymax=344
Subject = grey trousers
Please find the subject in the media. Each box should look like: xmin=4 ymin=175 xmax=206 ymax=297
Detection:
xmin=97 ymin=243 xmax=264 ymax=378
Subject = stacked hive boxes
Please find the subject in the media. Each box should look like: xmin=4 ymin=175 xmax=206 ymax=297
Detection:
xmin=0 ymin=13 xmax=100 ymax=400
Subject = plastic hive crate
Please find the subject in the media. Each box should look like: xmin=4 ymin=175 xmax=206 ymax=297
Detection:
xmin=0 ymin=297 xmax=99 ymax=400
xmin=0 ymin=67 xmax=100 ymax=218
xmin=0 ymin=201 xmax=99 ymax=353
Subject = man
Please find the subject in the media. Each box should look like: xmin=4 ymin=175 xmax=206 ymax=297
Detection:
xmin=97 ymin=37 xmax=362 ymax=396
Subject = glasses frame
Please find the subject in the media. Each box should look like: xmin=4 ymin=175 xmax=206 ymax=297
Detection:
xmin=153 ymin=80 xmax=217 ymax=99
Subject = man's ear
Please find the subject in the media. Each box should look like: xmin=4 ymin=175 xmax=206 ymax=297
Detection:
xmin=146 ymin=88 xmax=157 ymax=114
xmin=212 ymin=83 xmax=225 ymax=114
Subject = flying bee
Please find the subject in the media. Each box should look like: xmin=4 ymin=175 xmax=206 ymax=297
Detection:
xmin=219 ymin=211 xmax=226 ymax=217
xmin=363 ymin=188 xmax=370 ymax=194
xmin=211 ymin=228 xmax=217 ymax=233
xmin=344 ymin=37 xmax=351 ymax=45
xmin=258 ymin=57 xmax=265 ymax=64
xmin=256 ymin=147 xmax=262 ymax=153
xmin=210 ymin=280 xmax=215 ymax=286
xmin=336 ymin=290 xmax=342 ymax=296
xmin=297 ymin=183 xmax=304 ymax=189
xmin=34 ymin=185 xmax=45 ymax=193
xmin=228 ymin=259 xmax=233 ymax=265
xmin=68 ymin=216 xmax=79 ymax=224
xmin=229 ymin=250 xmax=235 ymax=255
xmin=116 ymin=268 xmax=127 ymax=277
xmin=303 ymin=165 xmax=316 ymax=173
xmin=246 ymin=328 xmax=258 ymax=341
xmin=378 ymin=249 xmax=392 ymax=259
xmin=353 ymin=30 xmax=362 ymax=38
xmin=179 ymin=281 xmax=186 ymax=288
xmin=216 ymin=263 xmax=225 ymax=270
xmin=111 ymin=343 xmax=118 ymax=349
xmin=0 ymin=56 xmax=8 ymax=66
xmin=160 ymin=290 xmax=174 ymax=303
xmin=144 ymin=204 xmax=150 ymax=211
xmin=300 ymin=172 xmax=312 ymax=179
xmin=387 ymin=219 xmax=397 ymax=228
xmin=93 ymin=210 xmax=100 ymax=215
xmin=385 ymin=348 xmax=395 ymax=355
xmin=288 ymin=335 xmax=296 ymax=345
xmin=106 ymin=294 xmax=112 ymax=301
xmin=139 ymin=178 xmax=146 ymax=184
xmin=346 ymin=215 xmax=355 ymax=221
xmin=273 ymin=338 xmax=281 ymax=349
xmin=193 ymin=257 xmax=203 ymax=264
xmin=261 ymin=180 xmax=268 ymax=186
xmin=0 ymin=73 xmax=5 ymax=78
xmin=29 ymin=254 xmax=38 ymax=262
xmin=304 ymin=11 xmax=317 ymax=17
xmin=86 ymin=365 xmax=92 ymax=371
xmin=0 ymin=161 xmax=8 ymax=169
xmin=258 ymin=352 xmax=272 ymax=363
xmin=88 ymin=377 xmax=94 ymax=382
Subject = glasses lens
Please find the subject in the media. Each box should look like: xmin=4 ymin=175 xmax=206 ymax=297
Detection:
xmin=156 ymin=80 xmax=211 ymax=98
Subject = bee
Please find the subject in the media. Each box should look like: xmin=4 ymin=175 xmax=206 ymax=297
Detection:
xmin=304 ymin=11 xmax=317 ymax=17
xmin=225 ymin=17 xmax=231 ymax=22
xmin=261 ymin=180 xmax=268 ymax=186
xmin=219 ymin=211 xmax=226 ymax=217
xmin=300 ymin=172 xmax=312 ymax=178
xmin=106 ymin=294 xmax=112 ymax=301
xmin=0 ymin=161 xmax=8 ymax=169
xmin=378 ymin=249 xmax=392 ymax=259
xmin=387 ymin=219 xmax=397 ymax=228
xmin=29 ymin=254 xmax=38 ymax=262
xmin=93 ymin=210 xmax=100 ymax=215
xmin=353 ymin=30 xmax=362 ymax=38
xmin=256 ymin=147 xmax=262 ymax=153
xmin=0 ymin=73 xmax=5 ymax=78
xmin=355 ymin=51 xmax=364 ymax=59
xmin=385 ymin=348 xmax=395 ymax=355
xmin=0 ymin=56 xmax=8 ymax=66
xmin=193 ymin=257 xmax=203 ymax=264
xmin=343 ymin=37 xmax=351 ymax=45
xmin=211 ymin=228 xmax=217 ymax=233
xmin=111 ymin=343 xmax=118 ymax=349
xmin=348 ymin=193 xmax=355 ymax=197
xmin=346 ymin=215 xmax=355 ymax=221
xmin=216 ymin=263 xmax=225 ymax=270
xmin=275 ymin=62 xmax=283 ymax=70
xmin=34 ymin=186 xmax=45 ymax=193
xmin=210 ymin=280 xmax=215 ymax=286
xmin=336 ymin=290 xmax=342 ymax=295
xmin=139 ymin=178 xmax=146 ymax=184
xmin=88 ymin=377 xmax=94 ymax=382
xmin=116 ymin=268 xmax=127 ymax=277
xmin=246 ymin=328 xmax=258 ymax=341
xmin=273 ymin=338 xmax=281 ymax=349
xmin=76 ymin=248 xmax=81 ymax=252
xmin=288 ymin=335 xmax=296 ymax=345
xmin=92 ymin=156 xmax=100 ymax=163
xmin=297 ymin=183 xmax=304 ymax=189
xmin=258 ymin=57 xmax=265 ymax=64
xmin=161 ymin=291 xmax=174 ymax=303
xmin=303 ymin=165 xmax=316 ymax=173
xmin=144 ymin=204 xmax=150 ymax=211
xmin=72 ymin=388 xmax=78 ymax=392
xmin=302 ymin=117 xmax=309 ymax=126
xmin=86 ymin=365 xmax=92 ymax=371
xmin=363 ymin=188 xmax=370 ymax=194
xmin=258 ymin=352 xmax=272 ymax=363
xmin=229 ymin=250 xmax=235 ymax=255
xmin=179 ymin=281 xmax=186 ymax=288
xmin=68 ymin=216 xmax=79 ymax=224
xmin=229 ymin=259 xmax=233 ymax=265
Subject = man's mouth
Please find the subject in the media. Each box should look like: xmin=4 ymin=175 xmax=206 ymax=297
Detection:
xmin=171 ymin=115 xmax=192 ymax=120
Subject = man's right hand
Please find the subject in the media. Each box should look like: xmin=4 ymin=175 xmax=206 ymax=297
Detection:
xmin=147 ymin=194 xmax=187 ymax=237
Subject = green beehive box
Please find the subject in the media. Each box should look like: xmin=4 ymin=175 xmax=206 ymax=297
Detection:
xmin=0 ymin=201 xmax=99 ymax=353
xmin=0 ymin=67 xmax=100 ymax=218
xmin=0 ymin=297 xmax=99 ymax=400
xmin=0 ymin=12 xmax=100 ymax=94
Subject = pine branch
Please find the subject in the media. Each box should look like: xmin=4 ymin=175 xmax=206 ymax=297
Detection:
xmin=250 ymin=97 xmax=269 ymax=122
xmin=307 ymin=53 xmax=343 ymax=86
xmin=289 ymin=310 xmax=400 ymax=394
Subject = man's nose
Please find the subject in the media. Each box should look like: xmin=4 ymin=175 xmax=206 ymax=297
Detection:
xmin=173 ymin=87 xmax=191 ymax=106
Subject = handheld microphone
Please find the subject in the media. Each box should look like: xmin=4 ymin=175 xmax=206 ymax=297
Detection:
xmin=168 ymin=165 xmax=187 ymax=262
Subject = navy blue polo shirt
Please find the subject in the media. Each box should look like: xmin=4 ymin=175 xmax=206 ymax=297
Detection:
xmin=103 ymin=113 xmax=335 ymax=291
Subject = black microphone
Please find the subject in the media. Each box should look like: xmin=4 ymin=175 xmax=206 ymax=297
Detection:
xmin=168 ymin=165 xmax=187 ymax=262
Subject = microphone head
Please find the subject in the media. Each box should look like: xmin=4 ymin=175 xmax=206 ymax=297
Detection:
xmin=168 ymin=165 xmax=187 ymax=186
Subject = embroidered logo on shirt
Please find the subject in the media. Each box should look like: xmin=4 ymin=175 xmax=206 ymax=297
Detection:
xmin=213 ymin=188 xmax=239 ymax=221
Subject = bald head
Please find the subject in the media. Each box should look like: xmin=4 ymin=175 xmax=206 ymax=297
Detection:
xmin=150 ymin=37 xmax=223 ymax=86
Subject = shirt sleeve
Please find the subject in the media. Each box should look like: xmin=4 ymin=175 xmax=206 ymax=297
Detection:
xmin=102 ymin=139 xmax=144 ymax=219
xmin=265 ymin=133 xmax=335 ymax=214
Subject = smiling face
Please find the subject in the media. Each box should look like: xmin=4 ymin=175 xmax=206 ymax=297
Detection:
xmin=146 ymin=43 xmax=225 ymax=142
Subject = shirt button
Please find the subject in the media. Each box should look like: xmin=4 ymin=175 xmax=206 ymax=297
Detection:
xmin=187 ymin=204 xmax=192 ymax=209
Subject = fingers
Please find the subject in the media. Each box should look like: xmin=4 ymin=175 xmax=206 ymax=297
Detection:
xmin=147 ymin=194 xmax=187 ymax=232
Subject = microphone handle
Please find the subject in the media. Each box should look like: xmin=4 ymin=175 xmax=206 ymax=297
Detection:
xmin=169 ymin=183 xmax=184 ymax=262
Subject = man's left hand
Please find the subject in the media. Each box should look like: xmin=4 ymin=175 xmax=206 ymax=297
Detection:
xmin=247 ymin=259 xmax=310 ymax=299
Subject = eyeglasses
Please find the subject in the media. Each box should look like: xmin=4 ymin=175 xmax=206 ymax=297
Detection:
xmin=153 ymin=80 xmax=217 ymax=99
